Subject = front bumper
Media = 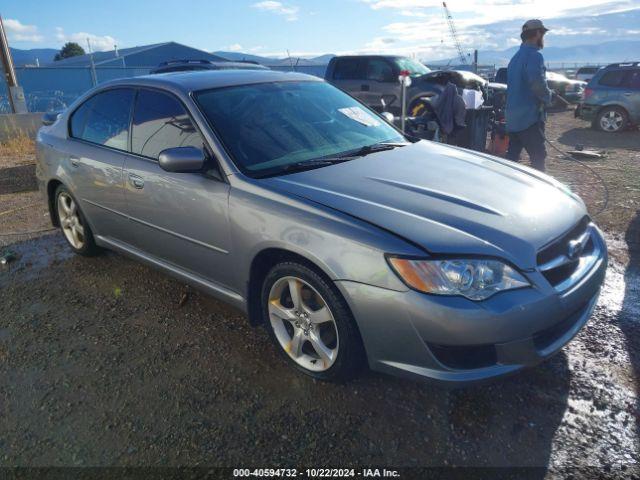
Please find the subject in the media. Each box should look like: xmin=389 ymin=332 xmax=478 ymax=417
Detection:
xmin=338 ymin=229 xmax=607 ymax=385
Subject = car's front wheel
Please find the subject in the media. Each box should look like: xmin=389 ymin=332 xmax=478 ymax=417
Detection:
xmin=55 ymin=185 xmax=100 ymax=256
xmin=595 ymin=106 xmax=628 ymax=132
xmin=261 ymin=262 xmax=365 ymax=382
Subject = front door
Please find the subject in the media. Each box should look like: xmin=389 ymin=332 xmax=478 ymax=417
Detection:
xmin=122 ymin=88 xmax=233 ymax=288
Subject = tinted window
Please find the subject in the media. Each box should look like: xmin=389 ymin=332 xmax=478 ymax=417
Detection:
xmin=366 ymin=59 xmax=394 ymax=82
xmin=332 ymin=58 xmax=365 ymax=80
xmin=195 ymin=81 xmax=404 ymax=178
xmin=624 ymin=70 xmax=640 ymax=90
xmin=599 ymin=70 xmax=627 ymax=87
xmin=70 ymin=88 xmax=134 ymax=150
xmin=132 ymin=89 xmax=204 ymax=159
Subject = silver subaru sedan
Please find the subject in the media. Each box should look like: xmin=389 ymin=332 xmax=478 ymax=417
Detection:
xmin=35 ymin=70 xmax=607 ymax=384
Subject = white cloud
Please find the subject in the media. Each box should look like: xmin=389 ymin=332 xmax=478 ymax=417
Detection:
xmin=55 ymin=27 xmax=116 ymax=52
xmin=3 ymin=18 xmax=43 ymax=42
xmin=252 ymin=1 xmax=299 ymax=21
xmin=357 ymin=0 xmax=640 ymax=60
xmin=225 ymin=43 xmax=244 ymax=52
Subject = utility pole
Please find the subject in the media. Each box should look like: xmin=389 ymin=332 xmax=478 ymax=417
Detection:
xmin=87 ymin=38 xmax=97 ymax=87
xmin=0 ymin=14 xmax=27 ymax=113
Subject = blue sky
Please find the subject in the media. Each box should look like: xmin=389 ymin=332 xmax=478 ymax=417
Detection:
xmin=3 ymin=0 xmax=640 ymax=59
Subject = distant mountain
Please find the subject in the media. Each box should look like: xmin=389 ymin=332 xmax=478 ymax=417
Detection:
xmin=426 ymin=41 xmax=640 ymax=67
xmin=9 ymin=47 xmax=58 ymax=66
xmin=213 ymin=51 xmax=334 ymax=66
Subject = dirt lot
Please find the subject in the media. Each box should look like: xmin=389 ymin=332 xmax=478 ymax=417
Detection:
xmin=0 ymin=110 xmax=639 ymax=477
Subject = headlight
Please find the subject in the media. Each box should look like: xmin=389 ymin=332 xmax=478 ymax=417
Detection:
xmin=387 ymin=257 xmax=530 ymax=301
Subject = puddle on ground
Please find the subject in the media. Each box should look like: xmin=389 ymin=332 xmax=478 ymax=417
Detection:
xmin=0 ymin=233 xmax=74 ymax=286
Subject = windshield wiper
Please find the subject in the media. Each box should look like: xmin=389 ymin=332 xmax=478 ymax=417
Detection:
xmin=315 ymin=142 xmax=409 ymax=163
xmin=349 ymin=142 xmax=408 ymax=157
xmin=255 ymin=142 xmax=409 ymax=178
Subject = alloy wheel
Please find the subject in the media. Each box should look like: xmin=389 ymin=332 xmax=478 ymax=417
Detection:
xmin=57 ymin=192 xmax=85 ymax=249
xmin=600 ymin=110 xmax=624 ymax=132
xmin=268 ymin=276 xmax=339 ymax=372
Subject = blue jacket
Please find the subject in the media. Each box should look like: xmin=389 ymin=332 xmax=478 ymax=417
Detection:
xmin=505 ymin=44 xmax=553 ymax=133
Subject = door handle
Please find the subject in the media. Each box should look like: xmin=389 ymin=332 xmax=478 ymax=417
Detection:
xmin=70 ymin=156 xmax=80 ymax=168
xmin=361 ymin=84 xmax=370 ymax=91
xmin=623 ymin=92 xmax=632 ymax=96
xmin=128 ymin=173 xmax=145 ymax=189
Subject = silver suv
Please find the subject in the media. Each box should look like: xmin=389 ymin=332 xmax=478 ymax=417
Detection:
xmin=36 ymin=70 xmax=607 ymax=384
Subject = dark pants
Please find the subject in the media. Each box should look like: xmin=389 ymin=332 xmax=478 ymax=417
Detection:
xmin=506 ymin=122 xmax=547 ymax=172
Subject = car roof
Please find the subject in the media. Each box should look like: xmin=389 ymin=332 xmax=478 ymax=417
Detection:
xmin=153 ymin=60 xmax=269 ymax=70
xmin=96 ymin=69 xmax=321 ymax=94
xmin=332 ymin=55 xmax=404 ymax=59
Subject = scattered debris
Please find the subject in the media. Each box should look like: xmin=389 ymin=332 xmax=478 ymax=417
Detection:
xmin=568 ymin=149 xmax=607 ymax=160
xmin=179 ymin=287 xmax=190 ymax=307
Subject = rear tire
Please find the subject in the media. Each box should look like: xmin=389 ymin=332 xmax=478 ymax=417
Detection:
xmin=595 ymin=106 xmax=628 ymax=133
xmin=55 ymin=185 xmax=100 ymax=256
xmin=261 ymin=261 xmax=365 ymax=382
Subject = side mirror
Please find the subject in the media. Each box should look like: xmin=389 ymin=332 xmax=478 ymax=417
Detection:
xmin=158 ymin=146 xmax=205 ymax=173
xmin=380 ymin=112 xmax=395 ymax=124
xmin=42 ymin=112 xmax=61 ymax=126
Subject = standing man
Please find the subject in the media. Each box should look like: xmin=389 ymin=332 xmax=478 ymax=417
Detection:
xmin=505 ymin=19 xmax=553 ymax=172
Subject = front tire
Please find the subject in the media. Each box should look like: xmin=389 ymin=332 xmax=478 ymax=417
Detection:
xmin=55 ymin=185 xmax=100 ymax=256
xmin=595 ymin=106 xmax=628 ymax=132
xmin=261 ymin=261 xmax=365 ymax=382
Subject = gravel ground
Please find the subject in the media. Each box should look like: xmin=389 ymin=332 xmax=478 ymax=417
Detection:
xmin=0 ymin=111 xmax=639 ymax=477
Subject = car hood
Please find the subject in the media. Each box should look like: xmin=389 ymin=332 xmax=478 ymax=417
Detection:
xmin=262 ymin=141 xmax=586 ymax=270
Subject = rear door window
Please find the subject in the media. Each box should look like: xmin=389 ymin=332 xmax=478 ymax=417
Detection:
xmin=70 ymin=88 xmax=134 ymax=151
xmin=131 ymin=89 xmax=205 ymax=160
xmin=332 ymin=58 xmax=365 ymax=80
xmin=366 ymin=58 xmax=394 ymax=82
xmin=598 ymin=70 xmax=627 ymax=87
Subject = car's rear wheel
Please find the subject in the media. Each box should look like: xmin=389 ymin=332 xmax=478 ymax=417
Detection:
xmin=595 ymin=106 xmax=628 ymax=132
xmin=55 ymin=185 xmax=100 ymax=256
xmin=261 ymin=262 xmax=365 ymax=382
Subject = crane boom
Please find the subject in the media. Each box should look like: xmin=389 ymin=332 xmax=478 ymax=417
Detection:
xmin=442 ymin=2 xmax=467 ymax=65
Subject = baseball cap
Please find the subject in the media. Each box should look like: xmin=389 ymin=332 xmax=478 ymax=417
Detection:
xmin=522 ymin=19 xmax=550 ymax=33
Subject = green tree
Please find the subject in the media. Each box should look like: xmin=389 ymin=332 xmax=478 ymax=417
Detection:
xmin=54 ymin=42 xmax=86 ymax=61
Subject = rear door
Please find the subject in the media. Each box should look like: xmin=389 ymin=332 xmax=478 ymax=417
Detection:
xmin=328 ymin=57 xmax=368 ymax=103
xmin=67 ymin=87 xmax=135 ymax=243
xmin=363 ymin=57 xmax=399 ymax=113
xmin=122 ymin=88 xmax=233 ymax=287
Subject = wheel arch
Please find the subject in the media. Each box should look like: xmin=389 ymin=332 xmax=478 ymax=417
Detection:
xmin=46 ymin=178 xmax=64 ymax=227
xmin=246 ymin=247 xmax=342 ymax=327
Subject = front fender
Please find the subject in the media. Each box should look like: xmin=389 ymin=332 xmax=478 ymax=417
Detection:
xmin=228 ymin=183 xmax=420 ymax=297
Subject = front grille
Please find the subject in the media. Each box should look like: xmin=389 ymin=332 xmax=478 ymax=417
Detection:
xmin=537 ymin=217 xmax=597 ymax=290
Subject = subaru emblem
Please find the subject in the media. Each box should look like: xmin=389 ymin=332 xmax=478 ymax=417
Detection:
xmin=567 ymin=239 xmax=583 ymax=260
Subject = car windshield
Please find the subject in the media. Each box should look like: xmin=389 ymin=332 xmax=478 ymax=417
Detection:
xmin=194 ymin=81 xmax=405 ymax=177
xmin=394 ymin=57 xmax=431 ymax=77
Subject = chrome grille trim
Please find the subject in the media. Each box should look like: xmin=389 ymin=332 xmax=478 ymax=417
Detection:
xmin=538 ymin=223 xmax=603 ymax=292
xmin=539 ymin=227 xmax=592 ymax=272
